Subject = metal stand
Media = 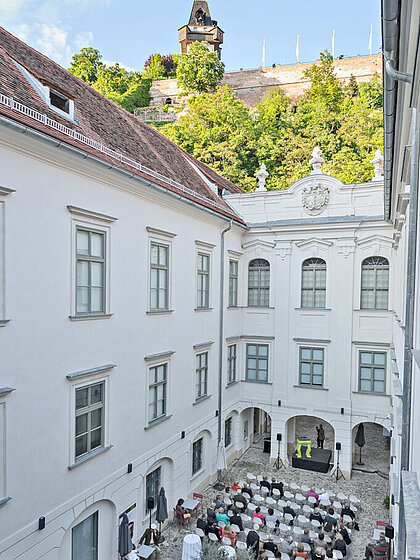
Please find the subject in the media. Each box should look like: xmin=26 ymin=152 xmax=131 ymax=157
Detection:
xmin=213 ymin=469 xmax=225 ymax=491
xmin=273 ymin=439 xmax=285 ymax=470
xmin=334 ymin=448 xmax=344 ymax=482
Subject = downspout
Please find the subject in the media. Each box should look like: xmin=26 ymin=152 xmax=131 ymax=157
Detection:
xmin=399 ymin=108 xmax=419 ymax=559
xmin=218 ymin=220 xmax=232 ymax=446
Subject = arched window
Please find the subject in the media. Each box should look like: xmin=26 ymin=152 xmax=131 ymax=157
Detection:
xmin=361 ymin=257 xmax=389 ymax=309
xmin=301 ymin=258 xmax=326 ymax=308
xmin=248 ymin=259 xmax=270 ymax=307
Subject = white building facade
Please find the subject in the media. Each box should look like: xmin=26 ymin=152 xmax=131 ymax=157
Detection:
xmin=0 ymin=24 xmax=404 ymax=560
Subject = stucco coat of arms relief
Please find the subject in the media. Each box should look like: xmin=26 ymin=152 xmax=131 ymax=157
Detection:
xmin=302 ymin=182 xmax=330 ymax=215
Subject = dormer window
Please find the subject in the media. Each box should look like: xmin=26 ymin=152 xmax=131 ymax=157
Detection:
xmin=50 ymin=90 xmax=70 ymax=114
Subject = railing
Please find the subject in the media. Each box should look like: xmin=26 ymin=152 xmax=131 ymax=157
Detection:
xmin=0 ymin=93 xmax=234 ymax=216
xmin=134 ymin=108 xmax=177 ymax=122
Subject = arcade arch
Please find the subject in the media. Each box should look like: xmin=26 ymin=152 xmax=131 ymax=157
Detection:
xmin=285 ymin=414 xmax=336 ymax=466
xmin=351 ymin=421 xmax=390 ymax=475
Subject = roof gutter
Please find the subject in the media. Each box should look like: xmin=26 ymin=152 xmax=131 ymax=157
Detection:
xmin=0 ymin=114 xmax=247 ymax=229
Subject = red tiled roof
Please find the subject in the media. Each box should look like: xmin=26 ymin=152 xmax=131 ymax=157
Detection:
xmin=0 ymin=26 xmax=244 ymax=224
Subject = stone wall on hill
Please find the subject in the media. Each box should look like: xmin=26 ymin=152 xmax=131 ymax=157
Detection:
xmin=149 ymin=53 xmax=382 ymax=107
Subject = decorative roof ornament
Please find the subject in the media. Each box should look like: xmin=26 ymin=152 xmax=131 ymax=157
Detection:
xmin=302 ymin=181 xmax=330 ymax=215
xmin=370 ymin=149 xmax=384 ymax=181
xmin=256 ymin=163 xmax=269 ymax=192
xmin=309 ymin=146 xmax=325 ymax=175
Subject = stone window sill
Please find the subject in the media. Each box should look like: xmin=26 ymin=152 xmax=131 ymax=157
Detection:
xmin=144 ymin=415 xmax=172 ymax=430
xmin=295 ymin=308 xmax=331 ymax=312
xmin=69 ymin=313 xmax=113 ymax=321
xmin=147 ymin=310 xmax=174 ymax=315
xmin=352 ymin=391 xmax=390 ymax=397
xmin=226 ymin=381 xmax=239 ymax=388
xmin=68 ymin=445 xmax=112 ymax=470
xmin=195 ymin=308 xmax=214 ymax=312
xmin=294 ymin=384 xmax=328 ymax=391
xmin=0 ymin=497 xmax=11 ymax=506
xmin=0 ymin=319 xmax=10 ymax=327
xmin=193 ymin=395 xmax=212 ymax=405
xmin=242 ymin=380 xmax=272 ymax=385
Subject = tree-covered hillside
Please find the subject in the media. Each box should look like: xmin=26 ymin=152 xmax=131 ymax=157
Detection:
xmin=160 ymin=52 xmax=383 ymax=191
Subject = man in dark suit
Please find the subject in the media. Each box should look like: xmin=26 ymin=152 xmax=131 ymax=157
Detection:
xmin=229 ymin=512 xmax=244 ymax=532
xmin=263 ymin=536 xmax=278 ymax=554
xmin=270 ymin=478 xmax=284 ymax=497
xmin=260 ymin=476 xmax=271 ymax=492
xmin=242 ymin=483 xmax=253 ymax=499
xmin=246 ymin=526 xmax=260 ymax=559
xmin=197 ymin=515 xmax=208 ymax=535
xmin=283 ymin=501 xmax=296 ymax=524
xmin=341 ymin=503 xmax=355 ymax=520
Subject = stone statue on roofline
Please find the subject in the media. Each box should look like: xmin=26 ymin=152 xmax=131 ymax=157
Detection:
xmin=370 ymin=149 xmax=384 ymax=181
xmin=309 ymin=146 xmax=325 ymax=175
xmin=256 ymin=163 xmax=269 ymax=192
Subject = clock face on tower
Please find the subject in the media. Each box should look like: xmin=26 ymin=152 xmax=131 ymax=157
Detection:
xmin=195 ymin=8 xmax=205 ymax=24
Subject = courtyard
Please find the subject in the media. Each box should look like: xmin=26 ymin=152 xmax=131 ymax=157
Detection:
xmin=158 ymin=432 xmax=390 ymax=560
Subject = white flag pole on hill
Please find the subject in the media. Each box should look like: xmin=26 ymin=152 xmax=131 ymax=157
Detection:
xmin=296 ymin=34 xmax=300 ymax=63
xmin=369 ymin=24 xmax=373 ymax=55
xmin=262 ymin=39 xmax=266 ymax=67
xmin=332 ymin=30 xmax=335 ymax=59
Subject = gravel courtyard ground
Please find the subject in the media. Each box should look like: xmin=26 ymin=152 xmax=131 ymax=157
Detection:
xmin=157 ymin=430 xmax=390 ymax=560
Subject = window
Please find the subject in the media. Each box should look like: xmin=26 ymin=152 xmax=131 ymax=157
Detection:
xmin=76 ymin=228 xmax=105 ymax=314
xmin=361 ymin=257 xmax=389 ymax=310
xmin=148 ymin=364 xmax=167 ymax=422
xmin=248 ymin=259 xmax=270 ymax=307
xmin=299 ymin=347 xmax=324 ymax=386
xmin=301 ymin=258 xmax=326 ymax=308
xmin=75 ymin=382 xmax=104 ymax=459
xmin=50 ymin=89 xmax=70 ymax=113
xmin=227 ymin=344 xmax=237 ymax=384
xmin=246 ymin=344 xmax=268 ymax=382
xmin=197 ymin=253 xmax=210 ymax=308
xmin=192 ymin=438 xmax=203 ymax=475
xmin=195 ymin=352 xmax=208 ymax=400
xmin=243 ymin=419 xmax=249 ymax=441
xmin=359 ymin=351 xmax=386 ymax=393
xmin=229 ymin=260 xmax=238 ymax=307
xmin=72 ymin=511 xmax=98 ymax=560
xmin=150 ymin=243 xmax=169 ymax=311
xmin=146 ymin=467 xmax=161 ymax=509
xmin=225 ymin=417 xmax=232 ymax=447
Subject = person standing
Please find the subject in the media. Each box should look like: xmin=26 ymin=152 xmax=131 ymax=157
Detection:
xmin=316 ymin=424 xmax=325 ymax=448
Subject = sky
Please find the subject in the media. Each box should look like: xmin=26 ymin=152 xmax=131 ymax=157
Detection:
xmin=0 ymin=0 xmax=382 ymax=73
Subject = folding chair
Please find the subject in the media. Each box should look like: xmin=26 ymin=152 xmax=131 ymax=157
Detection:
xmin=236 ymin=541 xmax=247 ymax=550
xmin=195 ymin=527 xmax=205 ymax=538
xmin=231 ymin=524 xmax=241 ymax=533
xmin=208 ymin=532 xmax=219 ymax=542
xmin=222 ymin=537 xmax=232 ymax=546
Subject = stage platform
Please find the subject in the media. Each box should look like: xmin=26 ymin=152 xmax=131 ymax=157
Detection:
xmin=291 ymin=446 xmax=332 ymax=473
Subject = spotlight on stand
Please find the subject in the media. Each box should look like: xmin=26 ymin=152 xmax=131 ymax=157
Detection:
xmin=147 ymin=497 xmax=155 ymax=530
xmin=334 ymin=442 xmax=344 ymax=482
xmin=385 ymin=525 xmax=394 ymax=559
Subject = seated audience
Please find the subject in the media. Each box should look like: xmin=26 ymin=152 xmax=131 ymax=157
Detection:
xmin=214 ymin=495 xmax=224 ymax=511
xmin=231 ymin=480 xmax=241 ymax=491
xmin=263 ymin=535 xmax=278 ymax=554
xmin=207 ymin=503 xmax=217 ymax=524
xmin=197 ymin=514 xmax=208 ymax=534
xmin=324 ymin=508 xmax=337 ymax=527
xmin=242 ymin=482 xmax=254 ymax=499
xmin=318 ymin=489 xmax=330 ymax=502
xmin=333 ymin=533 xmax=347 ymax=557
xmin=314 ymin=533 xmax=327 ymax=553
xmin=221 ymin=524 xmax=237 ymax=546
xmin=216 ymin=507 xmax=230 ymax=525
xmin=253 ymin=506 xmax=265 ymax=523
xmin=364 ymin=532 xmax=387 ymax=559
xmin=341 ymin=503 xmax=355 ymax=520
xmin=283 ymin=501 xmax=296 ymax=519
xmin=309 ymin=507 xmax=324 ymax=525
xmin=338 ymin=523 xmax=351 ymax=545
xmin=325 ymin=549 xmax=333 ymax=558
xmin=302 ymin=528 xmax=314 ymax=548
xmin=175 ymin=499 xmax=191 ymax=524
xmin=260 ymin=476 xmax=271 ymax=492
xmin=307 ymin=487 xmax=320 ymax=504
xmin=312 ymin=547 xmax=324 ymax=560
xmin=229 ymin=512 xmax=244 ymax=532
xmin=271 ymin=478 xmax=284 ymax=498
xmin=279 ymin=535 xmax=295 ymax=558
xmin=207 ymin=521 xmax=222 ymax=541
xmin=295 ymin=542 xmax=309 ymax=559
xmin=265 ymin=507 xmax=278 ymax=526
xmin=323 ymin=521 xmax=334 ymax=539
xmin=233 ymin=489 xmax=248 ymax=511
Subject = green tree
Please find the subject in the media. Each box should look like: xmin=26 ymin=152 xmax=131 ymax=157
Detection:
xmin=176 ymin=41 xmax=225 ymax=94
xmin=68 ymin=47 xmax=103 ymax=84
xmin=143 ymin=54 xmax=166 ymax=79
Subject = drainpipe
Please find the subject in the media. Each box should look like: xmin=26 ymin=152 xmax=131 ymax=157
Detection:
xmin=218 ymin=220 xmax=232 ymax=445
xmin=385 ymin=55 xmax=413 ymax=84
xmin=398 ymin=108 xmax=419 ymax=559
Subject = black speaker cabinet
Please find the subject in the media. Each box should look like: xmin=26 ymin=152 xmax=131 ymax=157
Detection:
xmin=147 ymin=497 xmax=155 ymax=510
xmin=336 ymin=442 xmax=342 ymax=451
xmin=385 ymin=525 xmax=394 ymax=539
xmin=276 ymin=433 xmax=282 ymax=441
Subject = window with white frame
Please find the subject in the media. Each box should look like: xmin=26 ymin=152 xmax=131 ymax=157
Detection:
xmin=148 ymin=364 xmax=167 ymax=423
xmin=301 ymin=258 xmax=326 ymax=308
xmin=76 ymin=228 xmax=105 ymax=314
xmin=361 ymin=257 xmax=389 ymax=310
xmin=225 ymin=417 xmax=232 ymax=447
xmin=197 ymin=253 xmax=210 ymax=308
xmin=75 ymin=382 xmax=104 ymax=460
xmin=192 ymin=438 xmax=203 ymax=475
xmin=72 ymin=511 xmax=98 ymax=560
xmin=246 ymin=344 xmax=268 ymax=382
xmin=299 ymin=347 xmax=324 ymax=386
xmin=150 ymin=243 xmax=169 ymax=311
xmin=359 ymin=351 xmax=386 ymax=393
xmin=195 ymin=352 xmax=208 ymax=400
xmin=248 ymin=259 xmax=270 ymax=307
xmin=229 ymin=260 xmax=238 ymax=307
xmin=227 ymin=344 xmax=237 ymax=384
xmin=145 ymin=466 xmax=161 ymax=509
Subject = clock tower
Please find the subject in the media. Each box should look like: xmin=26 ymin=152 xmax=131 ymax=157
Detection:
xmin=178 ymin=1 xmax=224 ymax=58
